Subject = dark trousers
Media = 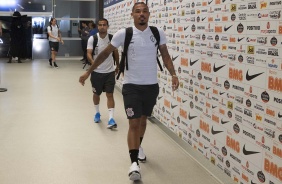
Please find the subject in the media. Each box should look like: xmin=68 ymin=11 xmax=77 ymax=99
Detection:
xmin=81 ymin=39 xmax=88 ymax=60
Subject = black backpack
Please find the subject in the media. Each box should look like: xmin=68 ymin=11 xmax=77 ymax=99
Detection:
xmin=92 ymin=34 xmax=116 ymax=64
xmin=116 ymin=26 xmax=163 ymax=80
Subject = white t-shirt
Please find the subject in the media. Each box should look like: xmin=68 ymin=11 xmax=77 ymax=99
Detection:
xmin=87 ymin=33 xmax=115 ymax=73
xmin=47 ymin=25 xmax=59 ymax=42
xmin=111 ymin=26 xmax=166 ymax=85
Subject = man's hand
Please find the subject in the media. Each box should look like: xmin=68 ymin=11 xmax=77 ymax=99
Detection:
xmin=79 ymin=72 xmax=90 ymax=86
xmin=115 ymin=67 xmax=119 ymax=75
xmin=172 ymin=76 xmax=179 ymax=91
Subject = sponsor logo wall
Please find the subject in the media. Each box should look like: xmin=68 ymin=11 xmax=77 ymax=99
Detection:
xmin=105 ymin=0 xmax=282 ymax=183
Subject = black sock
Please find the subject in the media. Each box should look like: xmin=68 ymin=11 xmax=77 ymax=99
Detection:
xmin=129 ymin=149 xmax=139 ymax=165
xmin=140 ymin=137 xmax=143 ymax=146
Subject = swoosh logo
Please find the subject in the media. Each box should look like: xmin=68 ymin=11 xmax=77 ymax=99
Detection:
xmin=185 ymin=35 xmax=189 ymax=38
xmin=202 ymin=17 xmax=207 ymax=21
xmin=238 ymin=37 xmax=244 ymax=42
xmin=206 ymin=87 xmax=211 ymax=90
xmin=184 ymin=26 xmax=189 ymax=31
xmin=190 ymin=59 xmax=199 ymax=66
xmin=243 ymin=145 xmax=260 ymax=155
xmin=212 ymin=105 xmax=217 ymax=109
xmin=278 ymin=112 xmax=282 ymax=118
xmin=208 ymin=0 xmax=213 ymax=5
xmin=204 ymin=146 xmax=209 ymax=149
xmin=188 ymin=113 xmax=197 ymax=120
xmin=211 ymin=126 xmax=223 ymax=135
xmin=219 ymin=92 xmax=225 ymax=95
xmin=224 ymin=25 xmax=232 ymax=32
xmin=221 ymin=119 xmax=229 ymax=124
xmin=222 ymin=0 xmax=226 ymax=2
xmin=172 ymin=55 xmax=179 ymax=62
xmin=157 ymin=96 xmax=163 ymax=100
xmin=246 ymin=70 xmax=264 ymax=81
xmin=213 ymin=64 xmax=226 ymax=72
xmin=182 ymin=99 xmax=187 ymax=103
xmin=171 ymin=104 xmax=178 ymax=109
xmin=251 ymin=180 xmax=257 ymax=184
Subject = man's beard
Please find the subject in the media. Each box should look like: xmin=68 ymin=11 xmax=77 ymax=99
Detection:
xmin=139 ymin=22 xmax=146 ymax=26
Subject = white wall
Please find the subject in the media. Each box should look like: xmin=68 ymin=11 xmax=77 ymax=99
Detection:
xmin=105 ymin=0 xmax=282 ymax=184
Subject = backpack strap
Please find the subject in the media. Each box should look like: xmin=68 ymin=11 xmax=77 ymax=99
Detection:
xmin=92 ymin=35 xmax=98 ymax=56
xmin=149 ymin=26 xmax=163 ymax=72
xmin=124 ymin=27 xmax=133 ymax=71
xmin=108 ymin=34 xmax=116 ymax=65
xmin=116 ymin=27 xmax=133 ymax=80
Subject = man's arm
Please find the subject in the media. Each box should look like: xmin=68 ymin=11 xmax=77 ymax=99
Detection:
xmin=159 ymin=44 xmax=179 ymax=91
xmin=79 ymin=44 xmax=117 ymax=85
xmin=159 ymin=44 xmax=176 ymax=76
xmin=87 ymin=49 xmax=93 ymax=64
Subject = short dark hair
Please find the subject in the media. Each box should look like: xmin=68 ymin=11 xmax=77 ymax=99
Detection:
xmin=132 ymin=2 xmax=148 ymax=12
xmin=98 ymin=18 xmax=109 ymax=26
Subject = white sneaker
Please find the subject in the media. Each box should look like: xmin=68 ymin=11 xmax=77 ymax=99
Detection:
xmin=138 ymin=147 xmax=146 ymax=163
xmin=128 ymin=162 xmax=141 ymax=181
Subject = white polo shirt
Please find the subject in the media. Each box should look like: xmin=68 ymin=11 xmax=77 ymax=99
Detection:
xmin=87 ymin=33 xmax=115 ymax=73
xmin=47 ymin=25 xmax=59 ymax=42
xmin=111 ymin=26 xmax=166 ymax=85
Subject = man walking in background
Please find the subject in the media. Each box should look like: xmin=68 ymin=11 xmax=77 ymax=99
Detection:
xmin=78 ymin=21 xmax=89 ymax=63
xmin=86 ymin=18 xmax=119 ymax=128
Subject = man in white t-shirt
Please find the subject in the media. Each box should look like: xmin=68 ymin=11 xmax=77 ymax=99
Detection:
xmin=79 ymin=2 xmax=179 ymax=181
xmin=47 ymin=18 xmax=63 ymax=68
xmin=86 ymin=18 xmax=119 ymax=128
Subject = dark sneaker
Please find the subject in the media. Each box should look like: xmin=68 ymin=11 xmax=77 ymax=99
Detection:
xmin=94 ymin=112 xmax=101 ymax=123
xmin=107 ymin=118 xmax=117 ymax=129
xmin=128 ymin=162 xmax=141 ymax=181
xmin=49 ymin=58 xmax=52 ymax=67
xmin=54 ymin=62 xmax=59 ymax=68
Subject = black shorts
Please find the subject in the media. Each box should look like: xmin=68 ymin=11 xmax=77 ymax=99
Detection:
xmin=49 ymin=41 xmax=59 ymax=52
xmin=122 ymin=83 xmax=159 ymax=119
xmin=90 ymin=71 xmax=115 ymax=95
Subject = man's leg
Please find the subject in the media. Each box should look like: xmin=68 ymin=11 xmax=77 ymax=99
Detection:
xmin=93 ymin=93 xmax=101 ymax=123
xmin=138 ymin=115 xmax=147 ymax=162
xmin=128 ymin=118 xmax=142 ymax=180
xmin=106 ymin=92 xmax=117 ymax=128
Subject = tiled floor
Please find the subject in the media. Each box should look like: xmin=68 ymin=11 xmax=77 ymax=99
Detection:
xmin=0 ymin=59 xmax=227 ymax=184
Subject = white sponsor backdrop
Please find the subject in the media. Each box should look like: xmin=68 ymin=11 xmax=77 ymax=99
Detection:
xmin=104 ymin=0 xmax=282 ymax=183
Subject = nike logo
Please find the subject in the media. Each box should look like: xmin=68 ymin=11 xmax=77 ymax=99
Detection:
xmin=243 ymin=145 xmax=260 ymax=155
xmin=219 ymin=92 xmax=225 ymax=95
xmin=202 ymin=17 xmax=207 ymax=21
xmin=222 ymin=0 xmax=226 ymax=2
xmin=246 ymin=70 xmax=264 ymax=81
xmin=190 ymin=59 xmax=199 ymax=66
xmin=208 ymin=0 xmax=213 ymax=5
xmin=206 ymin=87 xmax=211 ymax=90
xmin=238 ymin=37 xmax=244 ymax=42
xmin=213 ymin=64 xmax=226 ymax=72
xmin=184 ymin=26 xmax=189 ymax=31
xmin=171 ymin=104 xmax=178 ymax=109
xmin=185 ymin=35 xmax=189 ymax=38
xmin=251 ymin=180 xmax=257 ymax=184
xmin=172 ymin=55 xmax=179 ymax=62
xmin=278 ymin=112 xmax=282 ymax=118
xmin=188 ymin=113 xmax=197 ymax=120
xmin=224 ymin=25 xmax=232 ymax=32
xmin=212 ymin=105 xmax=217 ymax=109
xmin=211 ymin=126 xmax=223 ymax=135
xmin=221 ymin=119 xmax=229 ymax=124
xmin=157 ymin=96 xmax=163 ymax=100
xmin=204 ymin=146 xmax=209 ymax=149
xmin=182 ymin=99 xmax=187 ymax=103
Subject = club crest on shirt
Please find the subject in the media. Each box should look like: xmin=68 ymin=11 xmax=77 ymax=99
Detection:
xmin=150 ymin=35 xmax=156 ymax=43
xmin=126 ymin=108 xmax=134 ymax=117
